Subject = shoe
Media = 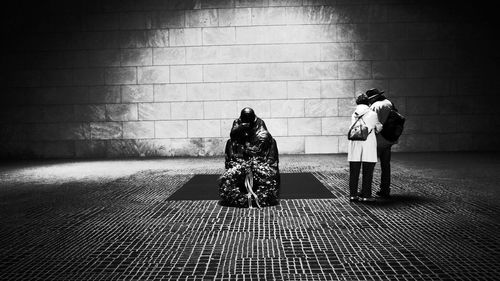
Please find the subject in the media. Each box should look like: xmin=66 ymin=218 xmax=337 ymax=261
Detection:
xmin=376 ymin=191 xmax=390 ymax=198
xmin=349 ymin=196 xmax=358 ymax=202
xmin=359 ymin=197 xmax=376 ymax=202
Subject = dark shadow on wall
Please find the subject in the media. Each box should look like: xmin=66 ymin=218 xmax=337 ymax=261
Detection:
xmin=0 ymin=0 xmax=496 ymax=60
xmin=1 ymin=0 xmax=202 ymax=51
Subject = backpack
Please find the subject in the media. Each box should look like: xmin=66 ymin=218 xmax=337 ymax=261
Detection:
xmin=380 ymin=103 xmax=405 ymax=142
xmin=348 ymin=113 xmax=371 ymax=141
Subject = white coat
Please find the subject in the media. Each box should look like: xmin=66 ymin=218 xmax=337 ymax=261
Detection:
xmin=347 ymin=104 xmax=382 ymax=163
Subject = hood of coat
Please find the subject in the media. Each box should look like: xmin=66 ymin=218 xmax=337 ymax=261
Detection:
xmin=354 ymin=104 xmax=370 ymax=117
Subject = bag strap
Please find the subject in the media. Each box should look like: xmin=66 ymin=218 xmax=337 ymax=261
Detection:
xmin=356 ymin=111 xmax=369 ymax=124
xmin=348 ymin=111 xmax=370 ymax=133
xmin=349 ymin=112 xmax=366 ymax=129
xmin=356 ymin=111 xmax=368 ymax=120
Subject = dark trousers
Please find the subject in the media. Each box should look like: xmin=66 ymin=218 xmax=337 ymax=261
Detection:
xmin=349 ymin=162 xmax=376 ymax=197
xmin=377 ymin=145 xmax=392 ymax=193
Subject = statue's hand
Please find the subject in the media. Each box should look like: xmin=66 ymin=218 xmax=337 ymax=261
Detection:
xmin=246 ymin=145 xmax=259 ymax=153
xmin=240 ymin=122 xmax=251 ymax=129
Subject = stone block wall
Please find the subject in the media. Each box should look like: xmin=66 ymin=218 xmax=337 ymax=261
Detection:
xmin=1 ymin=0 xmax=498 ymax=158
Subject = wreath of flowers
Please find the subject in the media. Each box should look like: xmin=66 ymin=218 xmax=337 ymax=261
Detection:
xmin=219 ymin=156 xmax=280 ymax=207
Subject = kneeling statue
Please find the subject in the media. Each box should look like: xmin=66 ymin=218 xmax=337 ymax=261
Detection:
xmin=219 ymin=107 xmax=280 ymax=208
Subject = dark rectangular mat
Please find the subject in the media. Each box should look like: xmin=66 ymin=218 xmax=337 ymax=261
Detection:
xmin=167 ymin=173 xmax=335 ymax=200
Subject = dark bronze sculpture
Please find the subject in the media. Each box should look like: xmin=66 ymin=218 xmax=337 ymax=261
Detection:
xmin=219 ymin=107 xmax=280 ymax=208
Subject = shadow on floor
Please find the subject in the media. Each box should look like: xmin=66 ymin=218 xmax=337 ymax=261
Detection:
xmin=364 ymin=193 xmax=436 ymax=208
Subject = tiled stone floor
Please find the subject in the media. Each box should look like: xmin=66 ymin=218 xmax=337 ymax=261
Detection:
xmin=0 ymin=152 xmax=499 ymax=280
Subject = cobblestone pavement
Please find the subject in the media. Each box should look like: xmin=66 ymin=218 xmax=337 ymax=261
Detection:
xmin=0 ymin=153 xmax=499 ymax=280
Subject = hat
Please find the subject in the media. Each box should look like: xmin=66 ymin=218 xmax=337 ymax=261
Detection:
xmin=365 ymin=88 xmax=385 ymax=99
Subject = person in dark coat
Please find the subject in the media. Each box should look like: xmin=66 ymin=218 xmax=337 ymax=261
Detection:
xmin=366 ymin=88 xmax=396 ymax=198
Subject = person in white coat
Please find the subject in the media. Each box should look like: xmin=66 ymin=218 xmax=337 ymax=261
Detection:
xmin=348 ymin=94 xmax=383 ymax=202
